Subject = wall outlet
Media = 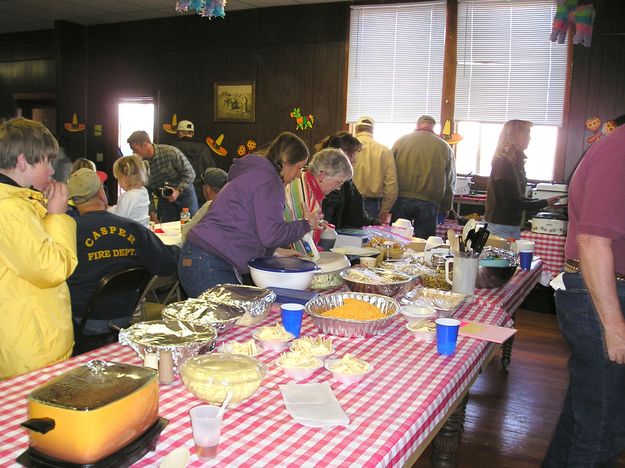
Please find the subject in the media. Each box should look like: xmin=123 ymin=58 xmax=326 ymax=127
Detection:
xmin=96 ymin=153 xmax=104 ymax=162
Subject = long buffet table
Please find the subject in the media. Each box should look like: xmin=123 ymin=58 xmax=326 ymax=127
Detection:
xmin=0 ymin=264 xmax=542 ymax=468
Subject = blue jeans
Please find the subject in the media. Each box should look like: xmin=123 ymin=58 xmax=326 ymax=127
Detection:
xmin=487 ymin=222 xmax=521 ymax=240
xmin=363 ymin=198 xmax=381 ymax=220
xmin=178 ymin=241 xmax=240 ymax=298
xmin=543 ymin=272 xmax=625 ymax=467
xmin=158 ymin=187 xmax=199 ymax=222
xmin=74 ymin=317 xmax=131 ymax=335
xmin=391 ymin=197 xmax=437 ymax=239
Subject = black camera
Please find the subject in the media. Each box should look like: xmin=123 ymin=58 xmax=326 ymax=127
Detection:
xmin=157 ymin=184 xmax=174 ymax=198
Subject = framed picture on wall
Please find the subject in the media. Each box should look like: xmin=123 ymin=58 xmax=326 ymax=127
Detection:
xmin=214 ymin=81 xmax=255 ymax=122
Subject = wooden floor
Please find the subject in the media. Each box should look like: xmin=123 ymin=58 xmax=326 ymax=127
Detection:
xmin=414 ymin=309 xmax=625 ymax=467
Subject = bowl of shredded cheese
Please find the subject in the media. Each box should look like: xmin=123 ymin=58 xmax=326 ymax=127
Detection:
xmin=252 ymin=323 xmax=295 ymax=351
xmin=406 ymin=320 xmax=436 ymax=342
xmin=290 ymin=336 xmax=334 ymax=361
xmin=325 ymin=354 xmax=374 ymax=384
xmin=275 ymin=350 xmax=323 ymax=379
xmin=305 ymin=292 xmax=400 ymax=337
xmin=218 ymin=339 xmax=262 ymax=357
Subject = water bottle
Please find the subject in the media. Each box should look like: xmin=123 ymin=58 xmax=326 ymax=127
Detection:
xmin=180 ymin=207 xmax=191 ymax=225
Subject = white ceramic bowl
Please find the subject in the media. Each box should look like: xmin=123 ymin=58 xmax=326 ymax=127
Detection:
xmin=252 ymin=328 xmax=295 ymax=352
xmin=324 ymin=358 xmax=374 ymax=384
xmin=406 ymin=321 xmax=436 ymax=342
xmin=275 ymin=357 xmax=323 ymax=380
xmin=400 ymin=305 xmax=437 ymax=324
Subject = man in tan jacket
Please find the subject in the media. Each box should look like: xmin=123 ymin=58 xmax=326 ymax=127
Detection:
xmin=353 ymin=116 xmax=398 ymax=224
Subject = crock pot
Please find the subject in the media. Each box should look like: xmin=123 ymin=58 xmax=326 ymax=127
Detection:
xmin=21 ymin=360 xmax=159 ymax=464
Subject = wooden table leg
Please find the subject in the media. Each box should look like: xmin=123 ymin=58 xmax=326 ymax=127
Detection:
xmin=431 ymin=394 xmax=469 ymax=467
xmin=501 ymin=334 xmax=515 ymax=369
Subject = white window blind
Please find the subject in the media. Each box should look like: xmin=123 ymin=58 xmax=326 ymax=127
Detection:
xmin=455 ymin=0 xmax=567 ymax=125
xmin=346 ymin=2 xmax=447 ymax=124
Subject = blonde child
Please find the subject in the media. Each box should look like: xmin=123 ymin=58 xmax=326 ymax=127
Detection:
xmin=0 ymin=118 xmax=78 ymax=378
xmin=108 ymin=155 xmax=150 ymax=227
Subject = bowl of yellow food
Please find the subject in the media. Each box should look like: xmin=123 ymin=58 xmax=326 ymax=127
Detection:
xmin=275 ymin=351 xmax=323 ymax=380
xmin=325 ymin=354 xmax=374 ymax=384
xmin=305 ymin=292 xmax=400 ymax=337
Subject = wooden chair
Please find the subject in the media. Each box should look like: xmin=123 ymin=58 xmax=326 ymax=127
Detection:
xmin=73 ymin=266 xmax=155 ymax=356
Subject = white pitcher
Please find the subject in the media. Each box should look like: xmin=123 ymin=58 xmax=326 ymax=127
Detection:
xmin=445 ymin=254 xmax=479 ymax=295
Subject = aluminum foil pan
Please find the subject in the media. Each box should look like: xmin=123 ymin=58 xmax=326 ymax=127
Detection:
xmin=118 ymin=320 xmax=217 ymax=374
xmin=305 ymin=292 xmax=400 ymax=337
xmin=340 ymin=268 xmax=416 ymax=297
xmin=161 ymin=298 xmax=245 ymax=333
xmin=198 ymin=283 xmax=275 ymax=319
xmin=400 ymin=287 xmax=472 ymax=318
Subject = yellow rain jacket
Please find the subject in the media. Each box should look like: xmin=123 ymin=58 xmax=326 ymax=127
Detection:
xmin=0 ymin=183 xmax=77 ymax=379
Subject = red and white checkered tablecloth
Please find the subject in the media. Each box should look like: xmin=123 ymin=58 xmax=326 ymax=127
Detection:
xmin=436 ymin=221 xmax=565 ymax=276
xmin=474 ymin=260 xmax=543 ymax=316
xmin=0 ymin=299 xmax=510 ymax=468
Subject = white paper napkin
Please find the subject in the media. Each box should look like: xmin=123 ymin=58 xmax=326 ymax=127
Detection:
xmin=280 ymin=382 xmax=350 ymax=427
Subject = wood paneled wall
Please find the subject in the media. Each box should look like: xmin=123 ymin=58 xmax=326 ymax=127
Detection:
xmin=0 ymin=0 xmax=623 ymax=183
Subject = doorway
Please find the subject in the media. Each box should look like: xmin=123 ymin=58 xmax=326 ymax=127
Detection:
xmin=117 ymin=98 xmax=155 ymax=156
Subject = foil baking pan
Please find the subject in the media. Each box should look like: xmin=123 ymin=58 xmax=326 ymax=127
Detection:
xmin=161 ymin=298 xmax=245 ymax=333
xmin=199 ymin=283 xmax=275 ymax=319
xmin=305 ymin=292 xmax=400 ymax=337
xmin=400 ymin=287 xmax=472 ymax=318
xmin=119 ymin=320 xmax=217 ymax=373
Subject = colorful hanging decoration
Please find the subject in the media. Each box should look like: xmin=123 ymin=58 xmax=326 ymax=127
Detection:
xmin=584 ymin=116 xmax=603 ymax=144
xmin=162 ymin=114 xmax=178 ymax=134
xmin=64 ymin=113 xmax=85 ymax=132
xmin=236 ymin=139 xmax=257 ymax=157
xmin=290 ymin=108 xmax=314 ymax=131
xmin=440 ymin=119 xmax=463 ymax=145
xmin=175 ymin=0 xmax=226 ymax=19
xmin=206 ymin=134 xmax=228 ymax=156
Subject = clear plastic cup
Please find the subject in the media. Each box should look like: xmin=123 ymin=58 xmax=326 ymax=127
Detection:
xmin=189 ymin=405 xmax=223 ymax=459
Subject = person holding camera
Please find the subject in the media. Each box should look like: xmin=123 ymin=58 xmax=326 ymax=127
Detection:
xmin=127 ymin=130 xmax=198 ymax=222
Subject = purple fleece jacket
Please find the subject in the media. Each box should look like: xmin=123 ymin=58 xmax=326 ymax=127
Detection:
xmin=186 ymin=155 xmax=311 ymax=273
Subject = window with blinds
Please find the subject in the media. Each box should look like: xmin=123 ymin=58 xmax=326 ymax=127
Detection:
xmin=346 ymin=2 xmax=447 ymax=124
xmin=455 ymin=0 xmax=567 ymax=125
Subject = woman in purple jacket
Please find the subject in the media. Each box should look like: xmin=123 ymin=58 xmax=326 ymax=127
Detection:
xmin=179 ymin=132 xmax=321 ymax=297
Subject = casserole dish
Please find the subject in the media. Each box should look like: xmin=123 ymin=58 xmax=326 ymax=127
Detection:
xmin=21 ymin=360 xmax=159 ymax=464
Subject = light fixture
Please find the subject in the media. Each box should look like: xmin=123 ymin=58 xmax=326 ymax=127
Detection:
xmin=176 ymin=0 xmax=226 ymax=19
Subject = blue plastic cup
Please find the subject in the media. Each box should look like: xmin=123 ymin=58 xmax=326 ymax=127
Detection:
xmin=435 ymin=318 xmax=461 ymax=355
xmin=519 ymin=251 xmax=533 ymax=270
xmin=280 ymin=303 xmax=304 ymax=338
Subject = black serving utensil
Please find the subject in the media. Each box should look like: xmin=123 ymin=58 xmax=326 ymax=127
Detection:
xmin=471 ymin=224 xmax=490 ymax=256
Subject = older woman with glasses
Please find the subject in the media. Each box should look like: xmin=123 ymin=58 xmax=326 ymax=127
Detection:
xmin=284 ymin=147 xmax=353 ymax=255
xmin=318 ymin=131 xmax=378 ymax=230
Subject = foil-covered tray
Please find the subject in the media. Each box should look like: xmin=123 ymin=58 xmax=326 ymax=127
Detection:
xmin=305 ymin=292 xmax=400 ymax=337
xmin=198 ymin=284 xmax=276 ymax=323
xmin=340 ymin=268 xmax=416 ymax=297
xmin=400 ymin=287 xmax=472 ymax=318
xmin=119 ymin=320 xmax=217 ymax=374
xmin=161 ymin=298 xmax=245 ymax=333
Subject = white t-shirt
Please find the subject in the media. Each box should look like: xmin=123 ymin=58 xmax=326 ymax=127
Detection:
xmin=108 ymin=187 xmax=150 ymax=227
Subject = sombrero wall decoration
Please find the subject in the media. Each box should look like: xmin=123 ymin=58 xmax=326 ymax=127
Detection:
xmin=440 ymin=119 xmax=463 ymax=145
xmin=236 ymin=139 xmax=257 ymax=157
xmin=206 ymin=133 xmax=228 ymax=156
xmin=162 ymin=114 xmax=178 ymax=134
xmin=64 ymin=113 xmax=85 ymax=132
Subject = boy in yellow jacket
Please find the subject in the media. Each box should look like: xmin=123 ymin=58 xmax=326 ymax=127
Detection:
xmin=0 ymin=118 xmax=78 ymax=379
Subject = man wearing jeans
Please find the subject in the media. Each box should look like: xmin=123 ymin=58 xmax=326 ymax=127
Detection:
xmin=391 ymin=115 xmax=454 ymax=239
xmin=128 ymin=130 xmax=198 ymax=222
xmin=543 ymin=125 xmax=625 ymax=466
